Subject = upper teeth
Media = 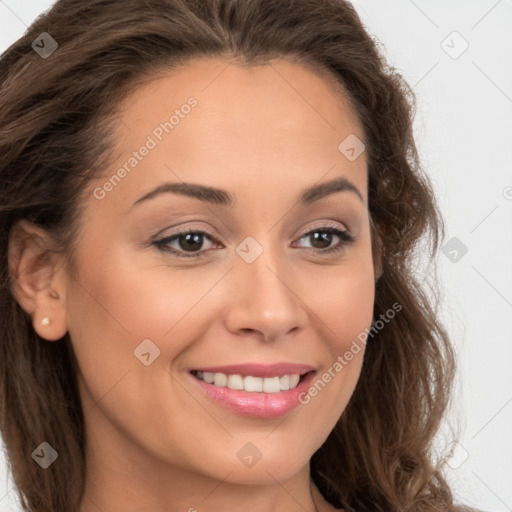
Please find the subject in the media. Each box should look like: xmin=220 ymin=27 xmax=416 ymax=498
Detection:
xmin=195 ymin=371 xmax=301 ymax=393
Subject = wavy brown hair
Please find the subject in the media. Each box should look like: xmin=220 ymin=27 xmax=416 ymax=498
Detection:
xmin=0 ymin=1 xmax=472 ymax=511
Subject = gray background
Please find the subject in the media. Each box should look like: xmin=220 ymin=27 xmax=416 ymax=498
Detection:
xmin=1 ymin=1 xmax=511 ymax=511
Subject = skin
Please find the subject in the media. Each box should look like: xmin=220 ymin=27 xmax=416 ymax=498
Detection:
xmin=10 ymin=57 xmax=381 ymax=512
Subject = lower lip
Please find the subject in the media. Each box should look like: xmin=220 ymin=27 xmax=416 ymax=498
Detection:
xmin=189 ymin=371 xmax=316 ymax=419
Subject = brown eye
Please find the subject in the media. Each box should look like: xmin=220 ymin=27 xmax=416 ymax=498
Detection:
xmin=294 ymin=226 xmax=355 ymax=254
xmin=153 ymin=229 xmax=219 ymax=258
xmin=176 ymin=232 xmax=205 ymax=252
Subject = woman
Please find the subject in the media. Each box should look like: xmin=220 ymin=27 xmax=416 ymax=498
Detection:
xmin=0 ymin=0 xmax=478 ymax=511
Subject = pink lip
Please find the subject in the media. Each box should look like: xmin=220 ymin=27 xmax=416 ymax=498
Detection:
xmin=188 ymin=366 xmax=316 ymax=419
xmin=190 ymin=362 xmax=315 ymax=378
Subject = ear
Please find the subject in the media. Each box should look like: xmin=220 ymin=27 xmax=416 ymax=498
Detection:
xmin=8 ymin=220 xmax=69 ymax=341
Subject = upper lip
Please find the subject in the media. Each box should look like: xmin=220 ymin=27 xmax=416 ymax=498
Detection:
xmin=190 ymin=362 xmax=316 ymax=378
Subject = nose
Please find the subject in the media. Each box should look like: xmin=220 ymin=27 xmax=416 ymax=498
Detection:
xmin=224 ymin=242 xmax=309 ymax=343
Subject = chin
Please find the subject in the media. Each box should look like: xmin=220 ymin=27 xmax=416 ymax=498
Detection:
xmin=200 ymin=442 xmax=313 ymax=485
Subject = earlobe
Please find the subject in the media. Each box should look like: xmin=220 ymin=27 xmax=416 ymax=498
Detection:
xmin=8 ymin=220 xmax=69 ymax=342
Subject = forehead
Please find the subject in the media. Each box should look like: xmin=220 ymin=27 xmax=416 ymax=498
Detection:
xmin=90 ymin=56 xmax=367 ymax=213
xmin=116 ymin=55 xmax=363 ymax=140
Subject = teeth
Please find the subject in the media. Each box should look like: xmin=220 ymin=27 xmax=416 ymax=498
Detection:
xmin=194 ymin=371 xmax=304 ymax=393
xmin=279 ymin=375 xmax=290 ymax=390
xmin=262 ymin=376 xmax=281 ymax=393
xmin=289 ymin=374 xmax=300 ymax=388
xmin=244 ymin=376 xmax=263 ymax=392
xmin=214 ymin=372 xmax=227 ymax=387
xmin=203 ymin=371 xmax=214 ymax=384
xmin=227 ymin=374 xmax=244 ymax=390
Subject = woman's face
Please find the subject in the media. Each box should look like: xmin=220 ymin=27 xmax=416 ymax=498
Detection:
xmin=64 ymin=57 xmax=376 ymax=485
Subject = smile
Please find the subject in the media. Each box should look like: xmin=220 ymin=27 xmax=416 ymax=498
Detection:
xmin=188 ymin=363 xmax=316 ymax=419
xmin=191 ymin=370 xmax=302 ymax=393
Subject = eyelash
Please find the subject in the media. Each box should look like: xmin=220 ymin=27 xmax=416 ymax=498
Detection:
xmin=152 ymin=224 xmax=355 ymax=259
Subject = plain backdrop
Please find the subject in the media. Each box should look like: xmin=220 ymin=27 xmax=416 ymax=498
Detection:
xmin=1 ymin=1 xmax=511 ymax=511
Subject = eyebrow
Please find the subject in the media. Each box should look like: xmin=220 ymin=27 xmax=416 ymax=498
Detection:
xmin=132 ymin=176 xmax=364 ymax=208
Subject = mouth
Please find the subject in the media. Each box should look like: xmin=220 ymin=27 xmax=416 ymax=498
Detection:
xmin=188 ymin=363 xmax=316 ymax=419
xmin=190 ymin=369 xmax=309 ymax=393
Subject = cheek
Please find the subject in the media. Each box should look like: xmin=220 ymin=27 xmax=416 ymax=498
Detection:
xmin=325 ymin=268 xmax=375 ymax=353
xmin=295 ymin=246 xmax=375 ymax=421
xmin=63 ymin=244 xmax=184 ymax=403
xmin=305 ymin=247 xmax=376 ymax=355
xmin=66 ymin=241 xmax=213 ymax=350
